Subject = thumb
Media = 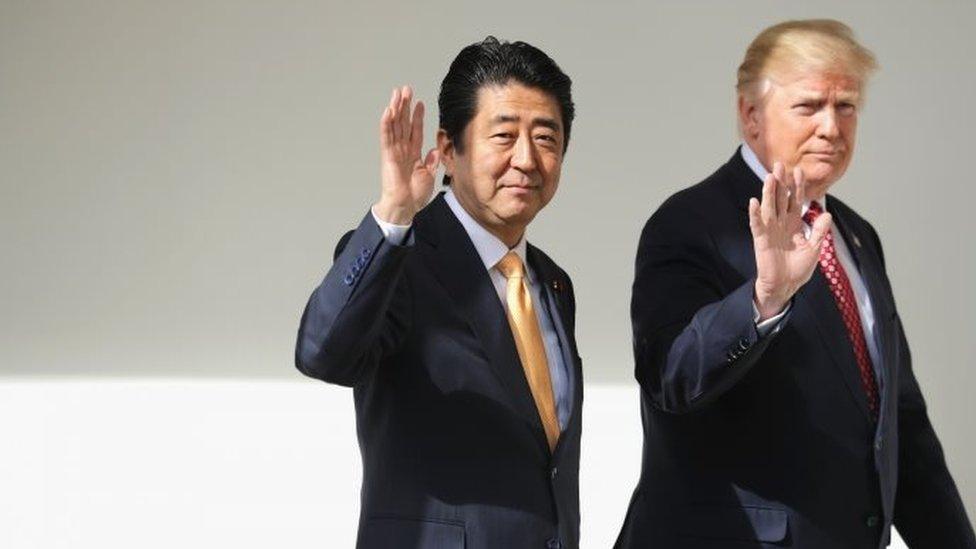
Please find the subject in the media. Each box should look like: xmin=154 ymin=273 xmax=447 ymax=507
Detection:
xmin=809 ymin=212 xmax=832 ymax=247
xmin=806 ymin=212 xmax=832 ymax=264
xmin=423 ymin=148 xmax=440 ymax=174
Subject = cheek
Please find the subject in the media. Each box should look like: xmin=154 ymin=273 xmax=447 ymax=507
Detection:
xmin=544 ymin=160 xmax=561 ymax=194
xmin=841 ymin=122 xmax=857 ymax=144
xmin=540 ymin=151 xmax=561 ymax=174
xmin=481 ymin=152 xmax=510 ymax=181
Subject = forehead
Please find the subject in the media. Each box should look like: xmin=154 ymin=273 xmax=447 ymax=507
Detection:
xmin=473 ymin=83 xmax=562 ymax=124
xmin=773 ymin=70 xmax=862 ymax=100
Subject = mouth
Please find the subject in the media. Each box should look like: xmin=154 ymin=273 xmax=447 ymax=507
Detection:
xmin=805 ymin=150 xmax=842 ymax=159
xmin=500 ymin=184 xmax=540 ymax=193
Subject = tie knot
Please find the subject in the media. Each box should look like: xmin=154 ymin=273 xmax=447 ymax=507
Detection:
xmin=496 ymin=251 xmax=525 ymax=279
xmin=803 ymin=200 xmax=824 ymax=225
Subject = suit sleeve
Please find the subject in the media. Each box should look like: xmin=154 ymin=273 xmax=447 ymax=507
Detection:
xmin=870 ymin=229 xmax=976 ymax=546
xmin=632 ymin=200 xmax=787 ymax=414
xmin=294 ymin=210 xmax=414 ymax=387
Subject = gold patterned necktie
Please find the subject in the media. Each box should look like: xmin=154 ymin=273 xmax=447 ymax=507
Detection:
xmin=495 ymin=251 xmax=561 ymax=451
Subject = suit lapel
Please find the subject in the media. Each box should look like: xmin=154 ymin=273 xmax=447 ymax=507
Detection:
xmin=415 ymin=195 xmax=550 ymax=456
xmin=826 ymin=203 xmax=893 ymax=400
xmin=795 ymin=270 xmax=874 ymax=422
xmin=527 ymin=245 xmax=583 ymax=453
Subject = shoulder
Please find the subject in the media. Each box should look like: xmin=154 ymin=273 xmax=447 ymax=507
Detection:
xmin=527 ymin=243 xmax=571 ymax=281
xmin=827 ymin=195 xmax=882 ymax=242
xmin=526 ymin=243 xmax=576 ymax=303
xmin=827 ymin=194 xmax=886 ymax=265
xmin=641 ymin=160 xmax=740 ymax=244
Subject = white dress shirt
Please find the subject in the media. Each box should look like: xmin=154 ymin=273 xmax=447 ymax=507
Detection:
xmin=741 ymin=143 xmax=882 ymax=372
xmin=370 ymin=191 xmax=573 ymax=429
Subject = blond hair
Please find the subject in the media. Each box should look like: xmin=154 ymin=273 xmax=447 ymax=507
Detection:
xmin=737 ymin=19 xmax=878 ymax=101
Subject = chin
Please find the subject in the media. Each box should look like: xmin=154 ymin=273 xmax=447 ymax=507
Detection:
xmin=497 ymin=202 xmax=539 ymax=224
xmin=801 ymin=165 xmax=843 ymax=191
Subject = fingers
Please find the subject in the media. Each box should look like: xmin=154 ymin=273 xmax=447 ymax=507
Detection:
xmin=383 ymin=85 xmax=425 ymax=157
xmin=809 ymin=211 xmax=833 ymax=248
xmin=398 ymin=85 xmax=412 ymax=142
xmin=380 ymin=88 xmax=400 ymax=149
xmin=388 ymin=87 xmax=399 ymax=113
xmin=380 ymin=105 xmax=393 ymax=149
xmin=773 ymin=162 xmax=786 ymax=188
xmin=795 ymin=166 xmax=808 ymax=206
xmin=776 ymin=168 xmax=789 ymax=218
xmin=790 ymin=166 xmax=804 ymax=214
xmin=760 ymin=173 xmax=777 ymax=224
xmin=390 ymin=87 xmax=402 ymax=142
xmin=423 ymin=148 xmax=440 ymax=174
xmin=748 ymin=197 xmax=762 ymax=234
xmin=410 ymin=101 xmax=425 ymax=157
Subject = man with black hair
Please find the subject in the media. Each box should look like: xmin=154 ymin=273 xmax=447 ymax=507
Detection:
xmin=296 ymin=37 xmax=582 ymax=549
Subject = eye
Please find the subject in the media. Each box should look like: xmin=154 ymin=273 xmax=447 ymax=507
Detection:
xmin=837 ymin=103 xmax=857 ymax=116
xmin=793 ymin=102 xmax=817 ymax=115
xmin=491 ymin=132 xmax=515 ymax=143
xmin=535 ymin=134 xmax=556 ymax=143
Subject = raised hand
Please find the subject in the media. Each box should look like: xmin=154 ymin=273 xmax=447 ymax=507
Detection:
xmin=749 ymin=162 xmax=833 ymax=320
xmin=374 ymin=85 xmax=440 ymax=225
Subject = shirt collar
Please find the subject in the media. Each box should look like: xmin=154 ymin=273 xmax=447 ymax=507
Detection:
xmin=740 ymin=142 xmax=827 ymax=217
xmin=444 ymin=189 xmax=532 ymax=281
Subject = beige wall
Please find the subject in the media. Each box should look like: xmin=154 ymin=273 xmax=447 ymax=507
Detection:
xmin=2 ymin=0 xmax=974 ymax=515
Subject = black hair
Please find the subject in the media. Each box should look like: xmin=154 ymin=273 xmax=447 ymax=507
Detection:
xmin=438 ymin=36 xmax=574 ymax=184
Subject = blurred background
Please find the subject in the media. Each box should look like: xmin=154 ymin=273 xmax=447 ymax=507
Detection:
xmin=2 ymin=0 xmax=973 ymax=547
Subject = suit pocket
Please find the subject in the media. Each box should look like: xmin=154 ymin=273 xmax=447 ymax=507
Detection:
xmin=358 ymin=516 xmax=465 ymax=549
xmin=679 ymin=505 xmax=789 ymax=543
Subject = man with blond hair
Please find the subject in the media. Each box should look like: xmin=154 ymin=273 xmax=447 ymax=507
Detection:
xmin=615 ymin=20 xmax=975 ymax=548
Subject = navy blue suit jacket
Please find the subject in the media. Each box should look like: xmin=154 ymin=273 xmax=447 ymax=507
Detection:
xmin=614 ymin=150 xmax=975 ymax=548
xmin=296 ymin=193 xmax=583 ymax=549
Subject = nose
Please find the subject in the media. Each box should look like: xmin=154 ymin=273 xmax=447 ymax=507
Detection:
xmin=816 ymin=107 xmax=840 ymax=140
xmin=510 ymin=133 xmax=538 ymax=173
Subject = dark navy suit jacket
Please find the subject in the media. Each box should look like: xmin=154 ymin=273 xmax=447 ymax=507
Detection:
xmin=614 ymin=150 xmax=975 ymax=548
xmin=296 ymin=193 xmax=583 ymax=549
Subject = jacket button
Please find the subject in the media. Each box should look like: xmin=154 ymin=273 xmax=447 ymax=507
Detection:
xmin=343 ymin=274 xmax=354 ymax=286
xmin=360 ymin=247 xmax=371 ymax=257
xmin=738 ymin=338 xmax=749 ymax=350
xmin=546 ymin=539 xmax=561 ymax=549
xmin=866 ymin=515 xmax=879 ymax=527
xmin=874 ymin=439 xmax=883 ymax=452
xmin=356 ymin=255 xmax=367 ymax=268
xmin=550 ymin=467 xmax=558 ymax=480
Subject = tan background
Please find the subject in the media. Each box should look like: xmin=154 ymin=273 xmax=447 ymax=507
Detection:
xmin=2 ymin=0 xmax=974 ymax=520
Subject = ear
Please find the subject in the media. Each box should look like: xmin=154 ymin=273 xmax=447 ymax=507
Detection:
xmin=437 ymin=129 xmax=455 ymax=177
xmin=737 ymin=93 xmax=760 ymax=140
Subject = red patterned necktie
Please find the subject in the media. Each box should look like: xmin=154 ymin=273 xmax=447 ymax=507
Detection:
xmin=804 ymin=201 xmax=880 ymax=420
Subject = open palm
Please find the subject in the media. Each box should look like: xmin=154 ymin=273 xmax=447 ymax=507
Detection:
xmin=750 ymin=163 xmax=833 ymax=319
xmin=376 ymin=85 xmax=439 ymax=225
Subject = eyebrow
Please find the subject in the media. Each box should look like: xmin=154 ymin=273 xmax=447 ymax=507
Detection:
xmin=794 ymin=91 xmax=861 ymax=103
xmin=490 ymin=114 xmax=562 ymax=132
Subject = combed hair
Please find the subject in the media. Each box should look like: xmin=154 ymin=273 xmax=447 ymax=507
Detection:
xmin=737 ymin=19 xmax=878 ymax=101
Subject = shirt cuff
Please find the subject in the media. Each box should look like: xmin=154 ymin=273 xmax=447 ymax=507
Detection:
xmin=370 ymin=206 xmax=412 ymax=245
xmin=754 ymin=300 xmax=791 ymax=337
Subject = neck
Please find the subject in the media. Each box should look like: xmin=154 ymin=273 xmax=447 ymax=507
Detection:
xmin=449 ymin=188 xmax=527 ymax=249
xmin=745 ymin=137 xmax=772 ymax=173
xmin=487 ymin=224 xmax=525 ymax=249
